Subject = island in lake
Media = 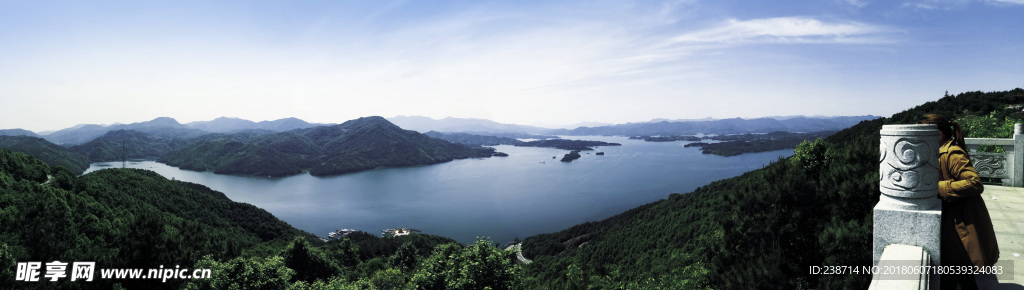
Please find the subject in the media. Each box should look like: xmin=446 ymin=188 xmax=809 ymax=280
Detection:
xmin=637 ymin=131 xmax=836 ymax=157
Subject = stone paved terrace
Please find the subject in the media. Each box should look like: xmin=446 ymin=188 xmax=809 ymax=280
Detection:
xmin=978 ymin=185 xmax=1024 ymax=289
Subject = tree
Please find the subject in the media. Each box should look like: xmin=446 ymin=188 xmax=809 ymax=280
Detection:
xmin=412 ymin=238 xmax=522 ymax=289
xmin=282 ymin=237 xmax=339 ymax=284
xmin=184 ymin=255 xmax=294 ymax=290
xmin=793 ymin=138 xmax=832 ymax=173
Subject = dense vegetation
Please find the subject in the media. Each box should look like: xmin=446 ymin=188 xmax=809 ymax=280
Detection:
xmin=69 ymin=130 xmax=195 ymax=162
xmin=519 ymin=88 xmax=1024 ymax=288
xmin=160 ymin=117 xmax=497 ymax=177
xmin=0 ymin=148 xmax=311 ymax=288
xmin=0 ymin=136 xmax=90 ymax=174
xmin=681 ymin=130 xmax=837 ymax=157
xmin=1 ymin=149 xmax=523 ymax=289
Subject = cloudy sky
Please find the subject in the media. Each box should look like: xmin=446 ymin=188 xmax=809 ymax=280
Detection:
xmin=1 ymin=0 xmax=1022 ymax=132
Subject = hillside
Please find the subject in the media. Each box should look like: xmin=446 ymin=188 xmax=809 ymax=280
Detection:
xmin=0 ymin=148 xmax=313 ymax=288
xmin=160 ymin=116 xmax=497 ymax=177
xmin=519 ymin=89 xmax=1024 ymax=288
xmin=69 ymin=129 xmax=196 ymax=162
xmin=0 ymin=135 xmax=90 ymax=174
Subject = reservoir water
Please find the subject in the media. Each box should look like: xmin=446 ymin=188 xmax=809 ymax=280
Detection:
xmin=84 ymin=136 xmax=792 ymax=243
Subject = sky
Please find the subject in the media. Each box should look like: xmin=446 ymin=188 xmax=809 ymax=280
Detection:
xmin=1 ymin=0 xmax=1022 ymax=132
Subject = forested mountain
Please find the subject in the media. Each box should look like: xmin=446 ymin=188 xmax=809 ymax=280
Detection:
xmin=160 ymin=116 xmax=497 ymax=177
xmin=518 ymin=89 xmax=1024 ymax=288
xmin=0 ymin=148 xmax=313 ymax=288
xmin=69 ymin=129 xmax=196 ymax=162
xmin=0 ymin=129 xmax=39 ymax=137
xmin=0 ymin=135 xmax=90 ymax=174
xmin=42 ymin=117 xmax=209 ymax=145
xmin=549 ymin=115 xmax=879 ymax=136
xmin=185 ymin=117 xmax=324 ymax=133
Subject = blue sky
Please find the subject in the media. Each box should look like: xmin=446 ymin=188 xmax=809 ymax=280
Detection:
xmin=1 ymin=0 xmax=1022 ymax=132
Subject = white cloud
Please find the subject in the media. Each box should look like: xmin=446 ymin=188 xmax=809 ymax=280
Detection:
xmin=900 ymin=0 xmax=970 ymax=10
xmin=990 ymin=0 xmax=1024 ymax=4
xmin=846 ymin=0 xmax=869 ymax=8
xmin=670 ymin=17 xmax=888 ymax=44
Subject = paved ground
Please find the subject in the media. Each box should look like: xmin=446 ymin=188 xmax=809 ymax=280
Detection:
xmin=977 ymin=185 xmax=1024 ymax=289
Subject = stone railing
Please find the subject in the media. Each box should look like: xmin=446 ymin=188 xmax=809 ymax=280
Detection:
xmin=963 ymin=123 xmax=1024 ymax=187
xmin=871 ymin=124 xmax=941 ymax=289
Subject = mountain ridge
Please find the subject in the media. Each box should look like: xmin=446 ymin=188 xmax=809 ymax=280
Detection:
xmin=160 ymin=116 xmax=497 ymax=177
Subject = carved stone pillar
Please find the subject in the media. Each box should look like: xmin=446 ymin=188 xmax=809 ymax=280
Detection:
xmin=875 ymin=125 xmax=941 ymax=275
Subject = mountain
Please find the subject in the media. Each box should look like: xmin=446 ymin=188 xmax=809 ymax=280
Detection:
xmin=519 ymin=89 xmax=1023 ymax=288
xmin=256 ymin=117 xmax=324 ymax=132
xmin=0 ymin=135 xmax=90 ymax=174
xmin=185 ymin=117 xmax=258 ymax=132
xmin=69 ymin=129 xmax=198 ymax=162
xmin=549 ymin=115 xmax=880 ymax=136
xmin=388 ymin=115 xmax=553 ymax=135
xmin=185 ymin=117 xmax=324 ymax=133
xmin=0 ymin=148 xmax=312 ymax=288
xmin=160 ymin=116 xmax=497 ymax=177
xmin=0 ymin=129 xmax=39 ymax=137
xmin=42 ymin=117 xmax=209 ymax=145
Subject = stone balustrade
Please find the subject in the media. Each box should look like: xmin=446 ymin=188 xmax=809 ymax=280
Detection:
xmin=963 ymin=123 xmax=1024 ymax=187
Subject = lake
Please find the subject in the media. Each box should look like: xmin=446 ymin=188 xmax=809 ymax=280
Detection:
xmin=84 ymin=136 xmax=792 ymax=244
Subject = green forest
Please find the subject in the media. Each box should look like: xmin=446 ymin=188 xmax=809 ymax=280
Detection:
xmin=0 ymin=136 xmax=90 ymax=175
xmin=2 ymin=88 xmax=1022 ymax=288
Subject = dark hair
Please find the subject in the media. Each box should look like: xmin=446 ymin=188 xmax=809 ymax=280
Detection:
xmin=920 ymin=114 xmax=968 ymax=155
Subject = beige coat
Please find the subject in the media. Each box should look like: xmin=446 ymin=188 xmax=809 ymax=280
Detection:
xmin=938 ymin=141 xmax=999 ymax=267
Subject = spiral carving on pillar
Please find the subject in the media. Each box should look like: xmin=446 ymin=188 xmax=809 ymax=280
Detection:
xmin=879 ymin=125 xmax=940 ymax=198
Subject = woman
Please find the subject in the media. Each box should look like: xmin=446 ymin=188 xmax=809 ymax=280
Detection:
xmin=921 ymin=114 xmax=999 ymax=290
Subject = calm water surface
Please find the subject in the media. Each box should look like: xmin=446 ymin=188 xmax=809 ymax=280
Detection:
xmin=85 ymin=136 xmax=792 ymax=243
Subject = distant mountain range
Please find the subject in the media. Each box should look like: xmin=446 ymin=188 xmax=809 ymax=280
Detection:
xmin=31 ymin=117 xmax=325 ymax=146
xmin=184 ymin=117 xmax=326 ymax=133
xmin=7 ymin=115 xmax=881 ymax=147
xmin=0 ymin=114 xmax=879 ymax=176
xmin=389 ymin=115 xmax=880 ymax=136
xmin=548 ymin=116 xmax=881 ymax=136
xmin=0 ymin=129 xmax=40 ymax=138
xmin=387 ymin=116 xmax=552 ymax=135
